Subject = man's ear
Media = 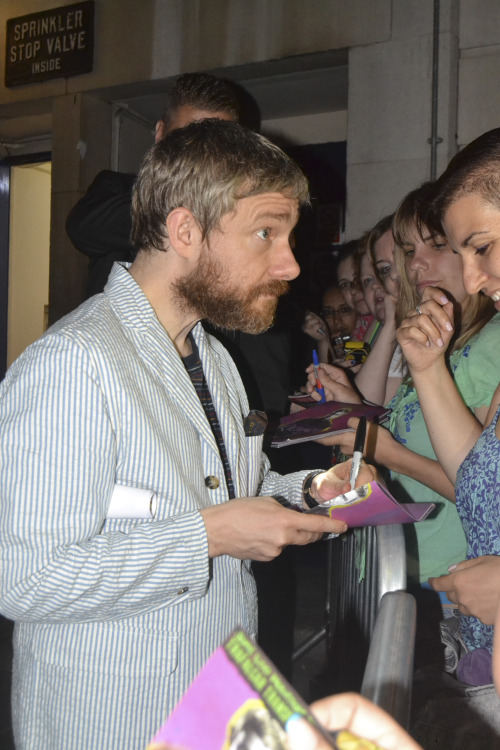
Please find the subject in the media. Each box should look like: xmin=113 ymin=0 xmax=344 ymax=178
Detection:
xmin=166 ymin=208 xmax=203 ymax=260
xmin=155 ymin=120 xmax=165 ymax=143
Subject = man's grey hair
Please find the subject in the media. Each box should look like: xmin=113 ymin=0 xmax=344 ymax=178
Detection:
xmin=131 ymin=119 xmax=309 ymax=252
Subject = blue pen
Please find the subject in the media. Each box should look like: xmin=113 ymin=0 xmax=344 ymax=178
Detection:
xmin=312 ymin=349 xmax=326 ymax=403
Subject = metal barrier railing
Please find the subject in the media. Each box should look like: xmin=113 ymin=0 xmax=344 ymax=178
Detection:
xmin=328 ymin=524 xmax=407 ymax=644
xmin=292 ymin=524 xmax=416 ymax=727
xmin=293 ymin=525 xmax=406 ymax=661
xmin=361 ymin=590 xmax=416 ymax=728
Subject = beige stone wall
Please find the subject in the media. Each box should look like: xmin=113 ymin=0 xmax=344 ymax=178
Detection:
xmin=153 ymin=0 xmax=391 ymax=74
xmin=346 ymin=0 xmax=459 ymax=235
xmin=458 ymin=0 xmax=500 ymax=146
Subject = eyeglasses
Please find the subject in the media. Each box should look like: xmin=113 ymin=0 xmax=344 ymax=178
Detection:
xmin=322 ymin=305 xmax=354 ymax=319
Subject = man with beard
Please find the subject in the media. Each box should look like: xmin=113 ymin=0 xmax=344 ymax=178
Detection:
xmin=0 ymin=120 xmax=375 ymax=750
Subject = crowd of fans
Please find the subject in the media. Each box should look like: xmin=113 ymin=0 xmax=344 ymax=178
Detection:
xmin=299 ymin=127 xmax=500 ymax=745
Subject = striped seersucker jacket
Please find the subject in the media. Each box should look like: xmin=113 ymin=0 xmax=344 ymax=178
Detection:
xmin=0 ymin=263 xmax=311 ymax=750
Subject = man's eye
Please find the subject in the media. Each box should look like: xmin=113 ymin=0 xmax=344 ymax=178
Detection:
xmin=257 ymin=229 xmax=270 ymax=240
xmin=475 ymin=244 xmax=489 ymax=255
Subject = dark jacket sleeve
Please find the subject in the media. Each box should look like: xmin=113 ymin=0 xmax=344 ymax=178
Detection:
xmin=66 ymin=170 xmax=137 ymax=296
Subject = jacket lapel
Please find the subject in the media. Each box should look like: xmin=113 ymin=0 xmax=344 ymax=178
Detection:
xmin=107 ymin=265 xmax=220 ymax=459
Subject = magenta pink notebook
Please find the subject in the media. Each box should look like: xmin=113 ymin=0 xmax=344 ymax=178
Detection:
xmin=306 ymin=481 xmax=435 ymax=526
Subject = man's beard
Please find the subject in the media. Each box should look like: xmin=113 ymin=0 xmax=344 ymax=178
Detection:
xmin=172 ymin=251 xmax=289 ymax=334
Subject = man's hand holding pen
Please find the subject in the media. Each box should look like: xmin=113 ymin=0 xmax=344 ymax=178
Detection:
xmin=310 ymin=458 xmax=378 ymax=506
xmin=201 ymin=462 xmax=378 ymax=561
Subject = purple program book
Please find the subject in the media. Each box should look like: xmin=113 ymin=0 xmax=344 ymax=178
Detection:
xmin=306 ymin=481 xmax=435 ymax=526
xmin=148 ymin=629 xmax=337 ymax=749
xmin=270 ymin=400 xmax=388 ymax=448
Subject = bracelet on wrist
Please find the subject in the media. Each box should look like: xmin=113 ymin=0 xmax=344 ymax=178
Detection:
xmin=302 ymin=470 xmax=324 ymax=509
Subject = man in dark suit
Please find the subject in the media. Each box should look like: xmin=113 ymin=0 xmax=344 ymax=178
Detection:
xmin=66 ymin=72 xmax=239 ymax=296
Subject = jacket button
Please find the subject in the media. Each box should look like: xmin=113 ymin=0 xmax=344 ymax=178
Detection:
xmin=177 ymin=587 xmax=189 ymax=595
xmin=205 ymin=475 xmax=220 ymax=489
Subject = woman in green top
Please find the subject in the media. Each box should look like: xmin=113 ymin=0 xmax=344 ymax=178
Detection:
xmin=310 ymin=182 xmax=497 ymax=586
xmin=385 ymin=183 xmax=499 ymax=584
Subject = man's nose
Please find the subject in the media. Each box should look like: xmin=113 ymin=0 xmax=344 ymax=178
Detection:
xmin=272 ymin=241 xmax=300 ymax=281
